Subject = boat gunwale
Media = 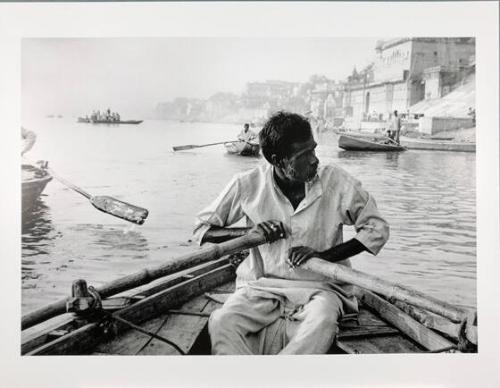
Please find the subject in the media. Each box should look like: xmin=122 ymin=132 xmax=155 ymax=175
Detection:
xmin=22 ymin=258 xmax=235 ymax=355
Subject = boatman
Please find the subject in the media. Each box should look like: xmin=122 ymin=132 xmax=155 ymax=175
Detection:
xmin=237 ymin=123 xmax=257 ymax=143
xmin=391 ymin=110 xmax=402 ymax=144
xmin=194 ymin=111 xmax=389 ymax=355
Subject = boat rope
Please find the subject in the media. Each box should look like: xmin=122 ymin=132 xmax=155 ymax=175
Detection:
xmin=86 ymin=286 xmax=186 ymax=355
xmin=87 ymin=286 xmax=103 ymax=310
xmin=108 ymin=313 xmax=186 ymax=355
xmin=204 ymin=293 xmax=226 ymax=304
xmin=134 ymin=304 xmax=171 ymax=355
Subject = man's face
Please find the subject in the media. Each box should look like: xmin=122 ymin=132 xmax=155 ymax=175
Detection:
xmin=280 ymin=136 xmax=319 ymax=183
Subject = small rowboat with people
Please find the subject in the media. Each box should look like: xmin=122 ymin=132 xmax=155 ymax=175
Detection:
xmin=21 ymin=233 xmax=477 ymax=355
xmin=338 ymin=134 xmax=407 ymax=152
xmin=224 ymin=140 xmax=260 ymax=156
xmin=77 ymin=117 xmax=143 ymax=125
xmin=22 ymin=162 xmax=52 ymax=215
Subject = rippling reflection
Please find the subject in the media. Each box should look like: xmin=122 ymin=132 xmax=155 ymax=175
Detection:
xmin=22 ymin=201 xmax=57 ymax=261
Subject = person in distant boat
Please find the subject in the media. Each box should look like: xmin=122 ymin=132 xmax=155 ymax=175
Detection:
xmin=21 ymin=127 xmax=36 ymax=156
xmin=467 ymin=107 xmax=476 ymax=127
xmin=194 ymin=111 xmax=389 ymax=355
xmin=237 ymin=123 xmax=257 ymax=143
xmin=391 ymin=110 xmax=402 ymax=144
xmin=385 ymin=128 xmax=395 ymax=143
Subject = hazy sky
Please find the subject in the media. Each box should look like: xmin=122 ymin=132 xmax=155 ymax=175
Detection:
xmin=22 ymin=37 xmax=380 ymax=119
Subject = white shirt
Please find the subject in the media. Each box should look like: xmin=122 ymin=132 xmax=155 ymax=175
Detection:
xmin=237 ymin=129 xmax=257 ymax=142
xmin=194 ymin=163 xmax=389 ymax=288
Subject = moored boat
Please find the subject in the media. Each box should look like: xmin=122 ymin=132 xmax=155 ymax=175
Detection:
xmin=21 ymin=234 xmax=477 ymax=356
xmin=338 ymin=135 xmax=407 ymax=152
xmin=224 ymin=140 xmax=260 ymax=156
xmin=400 ymin=138 xmax=475 ymax=152
xmin=22 ymin=163 xmax=52 ymax=215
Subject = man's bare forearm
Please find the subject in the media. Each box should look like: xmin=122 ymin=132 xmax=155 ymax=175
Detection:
xmin=200 ymin=226 xmax=250 ymax=244
xmin=319 ymin=238 xmax=367 ymax=263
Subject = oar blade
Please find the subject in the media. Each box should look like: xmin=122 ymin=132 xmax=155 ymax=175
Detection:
xmin=172 ymin=144 xmax=196 ymax=151
xmin=91 ymin=196 xmax=149 ymax=225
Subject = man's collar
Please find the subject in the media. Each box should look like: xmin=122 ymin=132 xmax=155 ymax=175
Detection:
xmin=267 ymin=165 xmax=323 ymax=209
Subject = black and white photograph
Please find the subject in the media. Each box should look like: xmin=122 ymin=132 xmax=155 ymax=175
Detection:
xmin=1 ymin=2 xmax=499 ymax=388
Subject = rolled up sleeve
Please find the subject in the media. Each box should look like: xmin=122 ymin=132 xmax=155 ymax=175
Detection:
xmin=193 ymin=175 xmax=245 ymax=245
xmin=344 ymin=180 xmax=389 ymax=255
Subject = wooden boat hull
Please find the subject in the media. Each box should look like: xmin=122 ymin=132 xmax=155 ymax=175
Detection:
xmin=337 ymin=132 xmax=475 ymax=153
xmin=22 ymin=164 xmax=52 ymax=215
xmin=400 ymin=138 xmax=475 ymax=152
xmin=338 ymin=135 xmax=406 ymax=152
xmin=224 ymin=141 xmax=260 ymax=156
xmin=22 ymin=254 xmax=474 ymax=355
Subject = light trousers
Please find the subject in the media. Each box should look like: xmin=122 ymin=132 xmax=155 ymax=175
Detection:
xmin=208 ymin=284 xmax=343 ymax=355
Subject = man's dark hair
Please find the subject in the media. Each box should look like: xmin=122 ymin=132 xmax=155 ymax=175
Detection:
xmin=259 ymin=111 xmax=313 ymax=164
xmin=393 ymin=110 xmax=398 ymax=116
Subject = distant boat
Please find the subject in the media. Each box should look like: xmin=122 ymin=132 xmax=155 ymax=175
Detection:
xmin=77 ymin=117 xmax=143 ymax=125
xmin=22 ymin=163 xmax=52 ymax=215
xmin=338 ymin=135 xmax=407 ymax=152
xmin=91 ymin=119 xmax=143 ymax=125
xmin=224 ymin=140 xmax=260 ymax=156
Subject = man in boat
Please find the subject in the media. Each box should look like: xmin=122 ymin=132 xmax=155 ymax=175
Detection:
xmin=391 ymin=110 xmax=402 ymax=144
xmin=21 ymin=126 xmax=36 ymax=156
xmin=194 ymin=111 xmax=389 ymax=355
xmin=467 ymin=107 xmax=475 ymax=127
xmin=237 ymin=123 xmax=257 ymax=143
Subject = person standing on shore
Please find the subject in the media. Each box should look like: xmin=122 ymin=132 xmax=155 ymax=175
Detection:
xmin=194 ymin=111 xmax=389 ymax=355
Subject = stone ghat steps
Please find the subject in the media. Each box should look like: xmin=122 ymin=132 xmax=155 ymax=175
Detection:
xmin=411 ymin=75 xmax=475 ymax=118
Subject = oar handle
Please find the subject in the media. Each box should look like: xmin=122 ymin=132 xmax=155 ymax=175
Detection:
xmin=46 ymin=168 xmax=92 ymax=199
xmin=22 ymin=159 xmax=92 ymax=199
xmin=21 ymin=232 xmax=271 ymax=330
xmin=173 ymin=140 xmax=239 ymax=151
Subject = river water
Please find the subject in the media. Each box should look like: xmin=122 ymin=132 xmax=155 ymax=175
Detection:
xmin=21 ymin=118 xmax=476 ymax=316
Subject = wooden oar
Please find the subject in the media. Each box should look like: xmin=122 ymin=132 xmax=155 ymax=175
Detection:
xmin=173 ymin=140 xmax=238 ymax=151
xmin=21 ymin=232 xmax=271 ymax=330
xmin=303 ymin=258 xmax=476 ymax=345
xmin=302 ymin=258 xmax=470 ymax=323
xmin=42 ymin=163 xmax=148 ymax=225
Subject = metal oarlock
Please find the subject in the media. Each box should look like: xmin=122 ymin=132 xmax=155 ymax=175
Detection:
xmin=66 ymin=279 xmax=101 ymax=315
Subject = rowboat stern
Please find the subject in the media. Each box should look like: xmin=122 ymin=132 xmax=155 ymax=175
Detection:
xmin=22 ymin=164 xmax=52 ymax=215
